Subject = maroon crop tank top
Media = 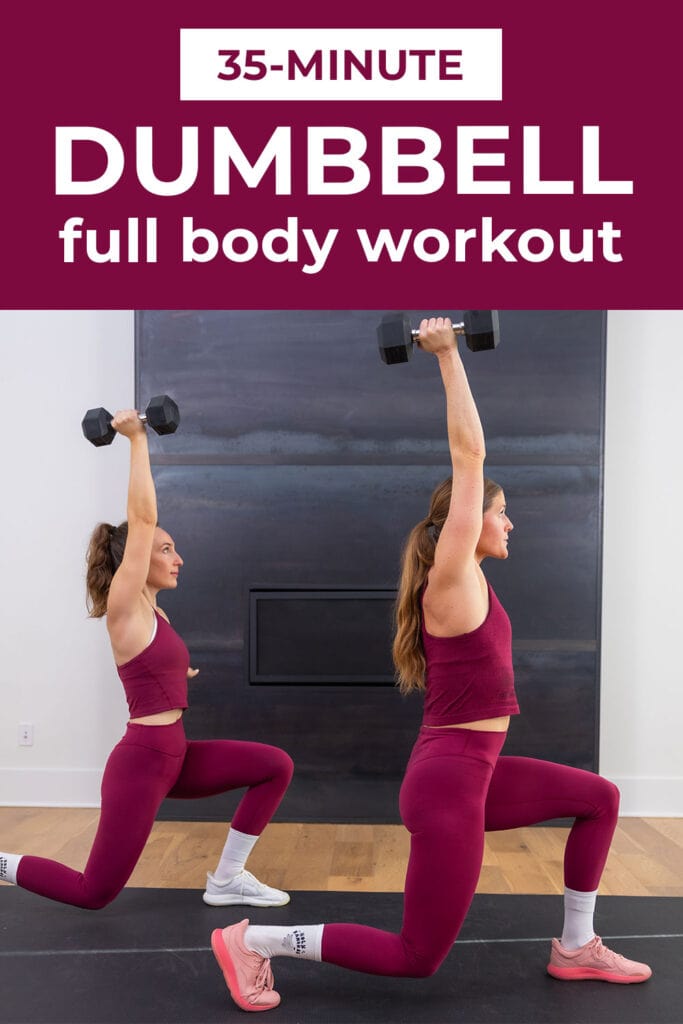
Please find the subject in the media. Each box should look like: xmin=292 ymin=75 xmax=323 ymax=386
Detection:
xmin=116 ymin=610 xmax=190 ymax=719
xmin=421 ymin=581 xmax=520 ymax=726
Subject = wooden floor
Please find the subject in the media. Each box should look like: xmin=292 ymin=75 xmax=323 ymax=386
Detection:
xmin=1 ymin=808 xmax=682 ymax=896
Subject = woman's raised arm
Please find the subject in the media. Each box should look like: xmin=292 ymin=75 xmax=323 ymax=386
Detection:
xmin=105 ymin=410 xmax=157 ymax=631
xmin=418 ymin=317 xmax=485 ymax=590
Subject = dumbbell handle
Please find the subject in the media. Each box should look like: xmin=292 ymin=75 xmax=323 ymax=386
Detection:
xmin=410 ymin=322 xmax=466 ymax=343
xmin=105 ymin=410 xmax=151 ymax=427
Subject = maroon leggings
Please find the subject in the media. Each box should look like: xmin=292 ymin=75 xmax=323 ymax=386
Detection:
xmin=322 ymin=727 xmax=619 ymax=977
xmin=17 ymin=719 xmax=293 ymax=910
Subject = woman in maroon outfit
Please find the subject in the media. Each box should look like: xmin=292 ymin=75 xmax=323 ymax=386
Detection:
xmin=207 ymin=317 xmax=651 ymax=1013
xmin=0 ymin=409 xmax=293 ymax=911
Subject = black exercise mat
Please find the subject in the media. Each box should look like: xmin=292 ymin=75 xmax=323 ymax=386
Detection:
xmin=0 ymin=888 xmax=679 ymax=1024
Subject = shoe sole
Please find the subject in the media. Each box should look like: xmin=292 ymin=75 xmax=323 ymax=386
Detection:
xmin=547 ymin=964 xmax=651 ymax=984
xmin=211 ymin=929 xmax=279 ymax=1012
xmin=204 ymin=893 xmax=290 ymax=908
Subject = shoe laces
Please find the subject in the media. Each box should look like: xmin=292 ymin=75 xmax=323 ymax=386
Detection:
xmin=253 ymin=956 xmax=275 ymax=992
xmin=240 ymin=869 xmax=274 ymax=893
xmin=590 ymin=937 xmax=620 ymax=966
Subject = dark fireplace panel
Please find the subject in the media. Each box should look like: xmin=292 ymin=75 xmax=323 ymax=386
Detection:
xmin=249 ymin=588 xmax=396 ymax=684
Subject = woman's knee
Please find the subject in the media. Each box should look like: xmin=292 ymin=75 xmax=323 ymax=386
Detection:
xmin=403 ymin=949 xmax=447 ymax=978
xmin=406 ymin=959 xmax=442 ymax=978
xmin=597 ymin=777 xmax=620 ymax=820
xmin=79 ymin=876 xmax=126 ymax=910
xmin=399 ymin=936 xmax=450 ymax=978
xmin=270 ymin=747 xmax=294 ymax=784
xmin=84 ymin=893 xmax=116 ymax=911
xmin=79 ymin=888 xmax=120 ymax=910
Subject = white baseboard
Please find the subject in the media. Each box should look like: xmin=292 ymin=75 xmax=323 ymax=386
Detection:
xmin=604 ymin=776 xmax=683 ymax=817
xmin=0 ymin=769 xmax=101 ymax=807
xmin=1 ymin=768 xmax=682 ymax=816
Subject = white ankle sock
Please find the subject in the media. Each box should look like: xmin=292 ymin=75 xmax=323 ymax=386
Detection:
xmin=561 ymin=886 xmax=597 ymax=949
xmin=244 ymin=924 xmax=324 ymax=962
xmin=213 ymin=828 xmax=259 ymax=882
xmin=0 ymin=852 xmax=23 ymax=885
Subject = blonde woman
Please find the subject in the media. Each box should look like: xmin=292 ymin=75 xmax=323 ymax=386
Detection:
xmin=207 ymin=319 xmax=651 ymax=1013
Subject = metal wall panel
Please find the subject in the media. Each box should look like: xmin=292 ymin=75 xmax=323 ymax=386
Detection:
xmin=136 ymin=309 xmax=605 ymax=822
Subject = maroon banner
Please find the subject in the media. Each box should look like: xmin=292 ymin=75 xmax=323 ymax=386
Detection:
xmin=2 ymin=0 xmax=680 ymax=308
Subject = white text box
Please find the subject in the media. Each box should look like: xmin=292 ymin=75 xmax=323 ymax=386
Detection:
xmin=180 ymin=28 xmax=502 ymax=101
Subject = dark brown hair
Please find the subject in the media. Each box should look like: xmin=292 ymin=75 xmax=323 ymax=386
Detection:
xmin=85 ymin=521 xmax=129 ymax=618
xmin=392 ymin=477 xmax=502 ymax=694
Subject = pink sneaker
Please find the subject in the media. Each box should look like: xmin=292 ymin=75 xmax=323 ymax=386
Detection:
xmin=547 ymin=935 xmax=652 ymax=984
xmin=211 ymin=919 xmax=280 ymax=1012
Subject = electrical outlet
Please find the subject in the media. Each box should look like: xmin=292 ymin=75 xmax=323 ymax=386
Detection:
xmin=18 ymin=722 xmax=34 ymax=746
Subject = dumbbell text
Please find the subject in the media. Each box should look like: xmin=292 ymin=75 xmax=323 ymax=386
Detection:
xmin=55 ymin=126 xmax=633 ymax=197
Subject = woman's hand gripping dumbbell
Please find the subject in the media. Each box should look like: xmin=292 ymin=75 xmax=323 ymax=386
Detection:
xmin=81 ymin=395 xmax=180 ymax=447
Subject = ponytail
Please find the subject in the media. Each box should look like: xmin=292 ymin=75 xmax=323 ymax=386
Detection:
xmin=85 ymin=521 xmax=128 ymax=617
xmin=392 ymin=516 xmax=439 ymax=694
xmin=392 ymin=476 xmax=502 ymax=694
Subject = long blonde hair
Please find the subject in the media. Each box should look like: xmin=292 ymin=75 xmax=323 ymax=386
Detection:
xmin=393 ymin=476 xmax=502 ymax=694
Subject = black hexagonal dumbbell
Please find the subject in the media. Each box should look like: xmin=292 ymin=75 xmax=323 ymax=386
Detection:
xmin=377 ymin=310 xmax=501 ymax=365
xmin=81 ymin=395 xmax=180 ymax=447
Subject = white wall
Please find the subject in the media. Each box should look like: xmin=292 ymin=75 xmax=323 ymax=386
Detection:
xmin=0 ymin=311 xmax=134 ymax=804
xmin=0 ymin=310 xmax=681 ymax=814
xmin=600 ymin=310 xmax=683 ymax=814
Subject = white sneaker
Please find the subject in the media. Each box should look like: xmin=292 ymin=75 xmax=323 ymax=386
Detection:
xmin=203 ymin=869 xmax=290 ymax=908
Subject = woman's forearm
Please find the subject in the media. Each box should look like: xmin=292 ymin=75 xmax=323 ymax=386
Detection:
xmin=437 ymin=346 xmax=486 ymax=464
xmin=126 ymin=433 xmax=157 ymax=524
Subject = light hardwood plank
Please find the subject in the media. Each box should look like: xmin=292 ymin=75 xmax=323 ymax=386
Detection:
xmin=1 ymin=809 xmax=681 ymax=896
